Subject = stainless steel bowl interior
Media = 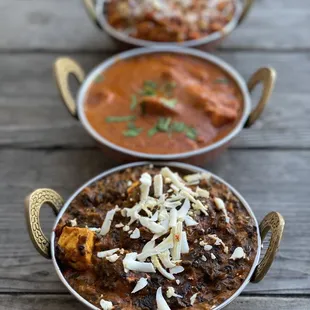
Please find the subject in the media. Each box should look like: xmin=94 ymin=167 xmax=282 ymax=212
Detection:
xmin=51 ymin=161 xmax=261 ymax=310
xmin=95 ymin=0 xmax=243 ymax=48
xmin=77 ymin=46 xmax=251 ymax=160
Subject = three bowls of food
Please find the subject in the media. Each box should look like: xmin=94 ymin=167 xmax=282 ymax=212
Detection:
xmin=84 ymin=0 xmax=255 ymax=49
xmin=25 ymin=2 xmax=284 ymax=310
xmin=54 ymin=46 xmax=276 ymax=164
xmin=25 ymin=162 xmax=284 ymax=310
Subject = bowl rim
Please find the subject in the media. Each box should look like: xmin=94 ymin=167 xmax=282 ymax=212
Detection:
xmin=77 ymin=46 xmax=252 ymax=160
xmin=50 ymin=161 xmax=261 ymax=310
xmin=94 ymin=0 xmax=243 ymax=48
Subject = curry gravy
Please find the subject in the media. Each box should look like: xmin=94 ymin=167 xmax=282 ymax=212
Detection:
xmin=85 ymin=53 xmax=243 ymax=154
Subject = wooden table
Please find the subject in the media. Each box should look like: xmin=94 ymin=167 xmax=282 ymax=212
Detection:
xmin=1 ymin=0 xmax=309 ymax=309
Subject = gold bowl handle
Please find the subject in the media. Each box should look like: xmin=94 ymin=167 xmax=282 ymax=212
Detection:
xmin=238 ymin=0 xmax=255 ymax=25
xmin=245 ymin=67 xmax=277 ymax=128
xmin=53 ymin=57 xmax=85 ymax=119
xmin=84 ymin=0 xmax=102 ymax=29
xmin=251 ymin=212 xmax=285 ymax=283
xmin=25 ymin=189 xmax=64 ymax=259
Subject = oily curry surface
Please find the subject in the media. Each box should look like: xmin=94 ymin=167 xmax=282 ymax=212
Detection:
xmin=85 ymin=54 xmax=243 ymax=154
xmin=55 ymin=166 xmax=257 ymax=309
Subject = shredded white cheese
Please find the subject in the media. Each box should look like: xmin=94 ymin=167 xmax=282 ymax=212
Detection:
xmin=100 ymin=206 xmax=119 ymax=236
xmin=140 ymin=216 xmax=166 ymax=234
xmin=204 ymin=245 xmax=213 ymax=251
xmin=123 ymin=252 xmax=156 ymax=273
xmin=166 ymin=286 xmax=183 ymax=298
xmin=87 ymin=227 xmax=101 ymax=232
xmin=115 ymin=222 xmax=124 ymax=228
xmin=214 ymin=197 xmax=230 ymax=223
xmin=97 ymin=248 xmax=119 ymax=258
xmin=184 ymin=215 xmax=198 ymax=227
xmin=151 ymin=255 xmax=175 ymax=280
xmin=158 ymin=250 xmax=176 ymax=269
xmin=153 ymin=174 xmax=163 ymax=197
xmin=106 ymin=254 xmax=119 ymax=263
xmin=211 ymin=253 xmax=216 ymax=260
xmin=201 ymin=255 xmax=207 ymax=261
xmin=169 ymin=266 xmax=184 ymax=275
xmin=196 ymin=187 xmax=210 ymax=198
xmin=176 ymin=279 xmax=180 ymax=285
xmin=69 ymin=218 xmax=77 ymax=227
xmin=171 ymin=221 xmax=183 ymax=260
xmin=123 ymin=225 xmax=130 ymax=232
xmin=156 ymin=287 xmax=171 ymax=310
xmin=100 ymin=299 xmax=113 ymax=310
xmin=140 ymin=172 xmax=152 ymax=201
xmin=181 ymin=231 xmax=189 ymax=254
xmin=230 ymin=247 xmax=246 ymax=260
xmin=131 ymin=277 xmax=148 ymax=294
xmin=130 ymin=228 xmax=141 ymax=239
xmin=169 ymin=208 xmax=178 ymax=227
xmin=190 ymin=293 xmax=199 ymax=305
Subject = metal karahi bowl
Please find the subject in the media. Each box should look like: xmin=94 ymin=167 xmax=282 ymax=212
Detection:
xmin=83 ymin=0 xmax=255 ymax=50
xmin=53 ymin=46 xmax=276 ymax=165
xmin=25 ymin=161 xmax=285 ymax=310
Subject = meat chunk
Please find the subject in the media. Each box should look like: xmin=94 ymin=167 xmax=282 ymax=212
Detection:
xmin=58 ymin=227 xmax=95 ymax=270
xmin=139 ymin=96 xmax=178 ymax=116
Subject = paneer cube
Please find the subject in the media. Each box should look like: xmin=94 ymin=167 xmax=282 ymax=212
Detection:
xmin=58 ymin=226 xmax=95 ymax=270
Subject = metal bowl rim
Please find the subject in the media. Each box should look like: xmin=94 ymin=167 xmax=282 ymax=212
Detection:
xmin=50 ymin=161 xmax=261 ymax=310
xmin=76 ymin=46 xmax=252 ymax=160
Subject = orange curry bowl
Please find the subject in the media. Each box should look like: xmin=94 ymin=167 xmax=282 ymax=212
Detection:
xmin=83 ymin=0 xmax=255 ymax=50
xmin=54 ymin=47 xmax=276 ymax=165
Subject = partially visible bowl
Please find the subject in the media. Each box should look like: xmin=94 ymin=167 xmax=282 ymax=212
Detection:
xmin=83 ymin=0 xmax=255 ymax=50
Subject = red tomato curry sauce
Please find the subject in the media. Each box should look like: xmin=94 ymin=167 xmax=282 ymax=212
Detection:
xmin=85 ymin=53 xmax=243 ymax=155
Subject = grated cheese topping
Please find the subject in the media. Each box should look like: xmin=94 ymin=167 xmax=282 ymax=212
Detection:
xmin=230 ymin=247 xmax=246 ymax=260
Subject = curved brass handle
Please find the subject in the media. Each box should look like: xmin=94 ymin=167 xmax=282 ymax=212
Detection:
xmin=238 ymin=0 xmax=255 ymax=25
xmin=84 ymin=0 xmax=103 ymax=29
xmin=25 ymin=189 xmax=64 ymax=259
xmin=251 ymin=212 xmax=285 ymax=283
xmin=53 ymin=57 xmax=85 ymax=119
xmin=245 ymin=67 xmax=276 ymax=128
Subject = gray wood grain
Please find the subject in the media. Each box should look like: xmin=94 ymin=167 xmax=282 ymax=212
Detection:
xmin=0 ymin=295 xmax=309 ymax=310
xmin=1 ymin=0 xmax=310 ymax=51
xmin=1 ymin=52 xmax=309 ymax=149
xmin=0 ymin=149 xmax=309 ymax=294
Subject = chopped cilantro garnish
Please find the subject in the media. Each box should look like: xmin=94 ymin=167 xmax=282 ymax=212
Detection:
xmin=148 ymin=127 xmax=158 ymax=137
xmin=160 ymin=97 xmax=178 ymax=108
xmin=140 ymin=80 xmax=157 ymax=96
xmin=157 ymin=117 xmax=172 ymax=132
xmin=185 ymin=127 xmax=197 ymax=140
xmin=171 ymin=122 xmax=186 ymax=132
xmin=214 ymin=78 xmax=230 ymax=84
xmin=106 ymin=115 xmax=136 ymax=123
xmin=130 ymin=95 xmax=138 ymax=111
xmin=123 ymin=128 xmax=143 ymax=137
xmin=163 ymin=81 xmax=177 ymax=96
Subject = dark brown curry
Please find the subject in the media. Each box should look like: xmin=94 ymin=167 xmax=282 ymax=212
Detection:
xmin=85 ymin=53 xmax=243 ymax=155
xmin=55 ymin=166 xmax=257 ymax=309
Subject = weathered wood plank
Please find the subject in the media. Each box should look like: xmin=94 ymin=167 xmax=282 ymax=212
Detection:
xmin=0 ymin=149 xmax=309 ymax=294
xmin=0 ymin=52 xmax=309 ymax=149
xmin=1 ymin=0 xmax=310 ymax=51
xmin=0 ymin=295 xmax=309 ymax=310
